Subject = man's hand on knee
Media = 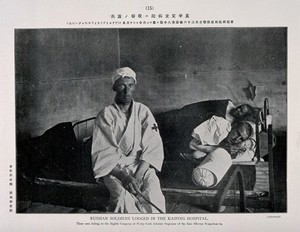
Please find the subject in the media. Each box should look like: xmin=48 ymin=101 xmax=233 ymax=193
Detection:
xmin=109 ymin=166 xmax=141 ymax=194
xmin=122 ymin=175 xmax=140 ymax=195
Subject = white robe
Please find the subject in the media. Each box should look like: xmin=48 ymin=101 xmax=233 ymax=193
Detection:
xmin=191 ymin=116 xmax=256 ymax=187
xmin=91 ymin=101 xmax=165 ymax=213
xmin=192 ymin=115 xmax=256 ymax=162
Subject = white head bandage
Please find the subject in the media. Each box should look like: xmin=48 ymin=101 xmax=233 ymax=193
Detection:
xmin=112 ymin=67 xmax=137 ymax=84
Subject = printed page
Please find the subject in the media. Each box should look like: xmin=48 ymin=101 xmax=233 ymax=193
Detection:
xmin=0 ymin=0 xmax=299 ymax=231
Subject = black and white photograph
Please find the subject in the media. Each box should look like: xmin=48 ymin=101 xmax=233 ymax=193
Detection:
xmin=15 ymin=28 xmax=287 ymax=214
xmin=1 ymin=1 xmax=300 ymax=231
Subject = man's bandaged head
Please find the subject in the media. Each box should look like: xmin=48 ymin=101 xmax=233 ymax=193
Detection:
xmin=112 ymin=67 xmax=137 ymax=85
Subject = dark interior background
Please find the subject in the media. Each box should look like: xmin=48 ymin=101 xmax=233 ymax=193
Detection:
xmin=15 ymin=28 xmax=287 ymax=138
xmin=15 ymin=28 xmax=287 ymax=213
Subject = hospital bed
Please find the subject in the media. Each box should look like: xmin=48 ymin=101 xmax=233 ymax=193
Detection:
xmin=20 ymin=98 xmax=278 ymax=213
xmin=155 ymin=98 xmax=277 ymax=212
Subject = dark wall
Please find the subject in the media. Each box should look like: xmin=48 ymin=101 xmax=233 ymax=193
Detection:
xmin=120 ymin=28 xmax=287 ymax=130
xmin=16 ymin=28 xmax=287 ymax=137
xmin=16 ymin=29 xmax=119 ymax=136
xmin=120 ymin=28 xmax=286 ymax=72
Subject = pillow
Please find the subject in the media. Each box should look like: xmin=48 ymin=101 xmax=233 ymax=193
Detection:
xmin=192 ymin=148 xmax=232 ymax=188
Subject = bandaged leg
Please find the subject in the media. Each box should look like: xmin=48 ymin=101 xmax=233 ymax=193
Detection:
xmin=192 ymin=148 xmax=232 ymax=188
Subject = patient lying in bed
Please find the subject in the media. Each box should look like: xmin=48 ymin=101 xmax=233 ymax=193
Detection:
xmin=182 ymin=116 xmax=255 ymax=188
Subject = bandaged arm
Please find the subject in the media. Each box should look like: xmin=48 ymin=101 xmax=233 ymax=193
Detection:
xmin=190 ymin=138 xmax=241 ymax=159
xmin=189 ymin=138 xmax=218 ymax=154
xmin=189 ymin=115 xmax=231 ymax=155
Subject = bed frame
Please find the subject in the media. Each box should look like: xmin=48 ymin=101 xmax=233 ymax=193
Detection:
xmin=33 ymin=98 xmax=277 ymax=213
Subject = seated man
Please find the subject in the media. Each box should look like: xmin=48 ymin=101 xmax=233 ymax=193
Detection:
xmin=182 ymin=117 xmax=254 ymax=188
xmin=91 ymin=67 xmax=165 ymax=213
